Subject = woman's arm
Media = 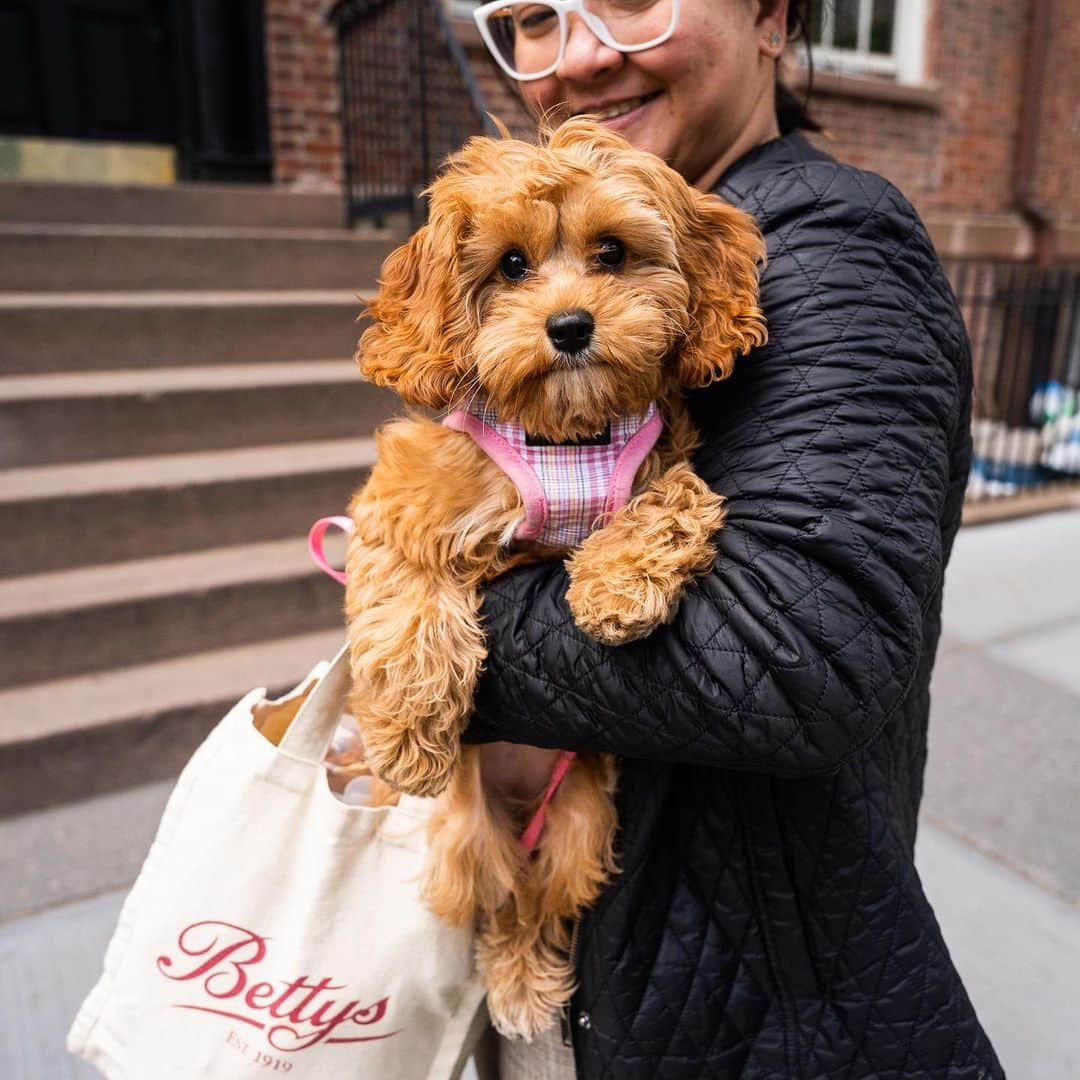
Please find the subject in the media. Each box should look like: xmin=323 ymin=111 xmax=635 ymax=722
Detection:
xmin=465 ymin=164 xmax=972 ymax=777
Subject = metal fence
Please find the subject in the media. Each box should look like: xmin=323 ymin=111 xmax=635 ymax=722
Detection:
xmin=947 ymin=261 xmax=1080 ymax=502
xmin=330 ymin=0 xmax=493 ymax=227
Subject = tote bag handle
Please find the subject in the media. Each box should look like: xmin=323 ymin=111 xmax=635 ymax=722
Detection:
xmin=278 ymin=642 xmax=352 ymax=765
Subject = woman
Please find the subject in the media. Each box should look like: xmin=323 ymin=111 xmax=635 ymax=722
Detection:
xmin=466 ymin=0 xmax=1003 ymax=1076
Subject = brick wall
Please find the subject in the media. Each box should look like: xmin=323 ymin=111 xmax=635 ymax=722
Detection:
xmin=926 ymin=0 xmax=1028 ymax=217
xmin=794 ymin=77 xmax=946 ymax=212
xmin=1033 ymin=0 xmax=1080 ymax=234
xmin=264 ymin=0 xmax=343 ymax=192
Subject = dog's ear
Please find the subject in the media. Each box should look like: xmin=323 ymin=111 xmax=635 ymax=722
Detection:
xmin=357 ymin=199 xmax=470 ymax=409
xmin=666 ymin=187 xmax=767 ymax=388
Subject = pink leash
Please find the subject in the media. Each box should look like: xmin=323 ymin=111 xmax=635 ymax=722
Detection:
xmin=307 ymin=516 xmax=576 ymax=852
xmin=517 ymin=749 xmax=577 ymax=853
xmin=307 ymin=515 xmax=353 ymax=584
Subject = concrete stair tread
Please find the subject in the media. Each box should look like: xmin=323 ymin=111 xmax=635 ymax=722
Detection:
xmin=0 ymin=221 xmax=393 ymax=242
xmin=0 ymin=628 xmax=345 ymax=747
xmin=0 ymin=290 xmax=372 ymax=374
xmin=0 ymin=435 xmax=377 ymax=501
xmin=0 ymin=289 xmax=366 ymax=309
xmin=0 ymin=359 xmax=360 ymax=401
xmin=0 ymin=226 xmax=399 ymax=291
xmin=0 ymin=534 xmax=349 ymax=620
xmin=0 ymin=178 xmax=352 ymax=230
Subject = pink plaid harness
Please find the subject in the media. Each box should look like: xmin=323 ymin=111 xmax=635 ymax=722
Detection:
xmin=441 ymin=397 xmax=663 ymax=548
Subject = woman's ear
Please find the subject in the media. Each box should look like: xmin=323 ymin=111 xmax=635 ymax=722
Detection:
xmin=357 ymin=199 xmax=470 ymax=410
xmin=671 ymin=189 xmax=768 ymax=387
xmin=755 ymin=0 xmax=790 ymax=59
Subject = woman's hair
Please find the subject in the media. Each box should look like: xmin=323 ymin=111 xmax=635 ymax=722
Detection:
xmin=776 ymin=0 xmax=822 ymax=134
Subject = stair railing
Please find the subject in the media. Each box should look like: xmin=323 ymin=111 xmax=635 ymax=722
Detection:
xmin=330 ymin=0 xmax=497 ymax=227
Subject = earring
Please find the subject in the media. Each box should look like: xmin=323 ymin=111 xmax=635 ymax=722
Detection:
xmin=769 ymin=32 xmax=782 ymax=47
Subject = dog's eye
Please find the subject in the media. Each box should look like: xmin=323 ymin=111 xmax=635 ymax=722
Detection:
xmin=500 ymin=249 xmax=529 ymax=282
xmin=595 ymin=236 xmax=625 ymax=270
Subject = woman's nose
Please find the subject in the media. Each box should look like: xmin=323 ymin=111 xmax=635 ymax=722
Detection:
xmin=556 ymin=13 xmax=623 ymax=82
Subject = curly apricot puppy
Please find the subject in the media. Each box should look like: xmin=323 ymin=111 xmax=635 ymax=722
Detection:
xmin=344 ymin=117 xmax=765 ymax=1039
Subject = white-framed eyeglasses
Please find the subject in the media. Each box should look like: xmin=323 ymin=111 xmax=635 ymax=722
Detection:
xmin=473 ymin=0 xmax=680 ymax=82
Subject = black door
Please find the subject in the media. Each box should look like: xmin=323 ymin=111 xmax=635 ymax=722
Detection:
xmin=175 ymin=0 xmax=272 ymax=182
xmin=0 ymin=0 xmax=271 ymax=182
xmin=1 ymin=0 xmax=175 ymax=144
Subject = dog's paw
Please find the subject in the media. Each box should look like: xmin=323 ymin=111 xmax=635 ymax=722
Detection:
xmin=487 ymin=985 xmax=563 ymax=1042
xmin=360 ymin=723 xmax=457 ymax=797
xmin=565 ymin=466 xmax=724 ymax=645
xmin=482 ymin=954 xmax=571 ymax=1041
xmin=566 ymin=558 xmax=679 ymax=645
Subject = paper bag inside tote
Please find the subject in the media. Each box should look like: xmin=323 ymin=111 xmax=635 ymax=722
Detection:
xmin=67 ymin=644 xmax=486 ymax=1080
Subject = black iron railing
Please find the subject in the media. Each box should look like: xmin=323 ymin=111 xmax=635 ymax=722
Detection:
xmin=947 ymin=261 xmax=1080 ymax=501
xmin=330 ymin=0 xmax=495 ymax=227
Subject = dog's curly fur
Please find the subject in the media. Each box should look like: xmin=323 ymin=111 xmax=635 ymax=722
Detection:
xmin=344 ymin=118 xmax=766 ymax=1038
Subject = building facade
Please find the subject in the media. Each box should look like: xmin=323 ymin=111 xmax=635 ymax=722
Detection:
xmin=6 ymin=1 xmax=1074 ymax=260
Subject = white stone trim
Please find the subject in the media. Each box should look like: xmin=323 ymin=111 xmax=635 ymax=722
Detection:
xmin=893 ymin=0 xmax=929 ymax=84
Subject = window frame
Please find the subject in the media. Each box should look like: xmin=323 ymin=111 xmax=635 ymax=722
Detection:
xmin=808 ymin=0 xmax=928 ymax=85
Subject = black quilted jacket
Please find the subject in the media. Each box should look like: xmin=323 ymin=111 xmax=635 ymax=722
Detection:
xmin=467 ymin=134 xmax=1003 ymax=1078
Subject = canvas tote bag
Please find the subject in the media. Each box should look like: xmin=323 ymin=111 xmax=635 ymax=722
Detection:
xmin=67 ymin=643 xmax=486 ymax=1079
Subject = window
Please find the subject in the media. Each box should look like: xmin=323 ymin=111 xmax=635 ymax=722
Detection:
xmin=809 ymin=0 xmax=927 ymax=84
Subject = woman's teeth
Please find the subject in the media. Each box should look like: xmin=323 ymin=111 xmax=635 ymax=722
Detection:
xmin=594 ymin=94 xmax=656 ymax=120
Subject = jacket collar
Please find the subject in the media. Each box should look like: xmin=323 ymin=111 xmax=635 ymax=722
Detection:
xmin=713 ymin=132 xmax=835 ymax=201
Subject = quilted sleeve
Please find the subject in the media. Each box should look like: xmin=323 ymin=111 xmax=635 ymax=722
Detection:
xmin=465 ymin=163 xmax=972 ymax=777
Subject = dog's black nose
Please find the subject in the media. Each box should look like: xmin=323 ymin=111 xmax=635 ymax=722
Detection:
xmin=546 ymin=309 xmax=594 ymax=354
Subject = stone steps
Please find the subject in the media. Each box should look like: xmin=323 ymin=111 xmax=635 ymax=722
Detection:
xmin=0 ymin=178 xmax=345 ymax=229
xmin=0 ymin=289 xmax=370 ymax=374
xmin=0 ymin=628 xmax=345 ymax=816
xmin=0 ymin=360 xmax=394 ymax=466
xmin=0 ymin=223 xmax=398 ymax=292
xmin=0 ymin=181 xmax=400 ymax=818
xmin=0 ymin=436 xmax=376 ymax=577
xmin=0 ymin=536 xmax=348 ymax=688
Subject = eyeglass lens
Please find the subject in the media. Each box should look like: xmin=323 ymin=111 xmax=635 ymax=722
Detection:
xmin=483 ymin=0 xmax=675 ymax=77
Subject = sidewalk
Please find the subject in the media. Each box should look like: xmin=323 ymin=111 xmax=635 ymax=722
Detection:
xmin=922 ymin=509 xmax=1080 ymax=905
xmin=2 ymin=511 xmax=1078 ymax=1078
xmin=917 ymin=508 xmax=1080 ymax=1076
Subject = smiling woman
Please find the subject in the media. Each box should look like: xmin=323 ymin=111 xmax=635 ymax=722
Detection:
xmin=465 ymin=1 xmax=1005 ymax=1078
xmin=473 ymin=0 xmax=816 ymax=187
xmin=476 ymin=0 xmax=818 ymax=189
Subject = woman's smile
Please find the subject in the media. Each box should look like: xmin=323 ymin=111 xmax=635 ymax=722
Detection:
xmin=575 ymin=90 xmax=664 ymax=128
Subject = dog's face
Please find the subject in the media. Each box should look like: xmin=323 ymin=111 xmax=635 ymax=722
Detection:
xmin=359 ymin=118 xmax=765 ymax=441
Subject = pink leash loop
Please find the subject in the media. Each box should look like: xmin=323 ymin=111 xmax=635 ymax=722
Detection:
xmin=307 ymin=514 xmax=575 ymax=851
xmin=307 ymin=515 xmax=354 ymax=585
xmin=519 ymin=750 xmax=578 ymax=854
